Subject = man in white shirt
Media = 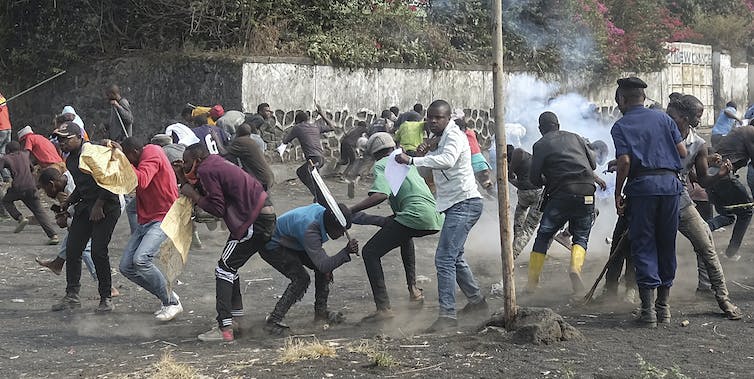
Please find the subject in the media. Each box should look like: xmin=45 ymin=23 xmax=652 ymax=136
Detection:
xmin=395 ymin=100 xmax=487 ymax=332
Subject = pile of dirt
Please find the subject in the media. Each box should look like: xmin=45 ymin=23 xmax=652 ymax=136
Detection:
xmin=481 ymin=306 xmax=584 ymax=345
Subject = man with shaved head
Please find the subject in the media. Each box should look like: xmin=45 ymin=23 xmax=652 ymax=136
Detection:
xmin=395 ymin=99 xmax=486 ymax=332
xmin=526 ymin=111 xmax=597 ymax=295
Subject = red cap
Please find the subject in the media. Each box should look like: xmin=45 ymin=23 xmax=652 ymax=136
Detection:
xmin=210 ymin=104 xmax=225 ymax=119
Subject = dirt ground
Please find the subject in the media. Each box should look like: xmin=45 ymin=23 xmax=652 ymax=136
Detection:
xmin=2 ymin=167 xmax=754 ymax=379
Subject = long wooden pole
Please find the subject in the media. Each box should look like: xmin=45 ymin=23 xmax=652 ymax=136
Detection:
xmin=0 ymin=71 xmax=67 ymax=106
xmin=492 ymin=0 xmax=516 ymax=326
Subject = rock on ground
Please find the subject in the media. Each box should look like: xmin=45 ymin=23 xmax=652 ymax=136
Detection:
xmin=482 ymin=306 xmax=584 ymax=345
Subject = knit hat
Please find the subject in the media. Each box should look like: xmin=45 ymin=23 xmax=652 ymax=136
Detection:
xmin=366 ymin=132 xmax=396 ymax=156
xmin=162 ymin=143 xmax=186 ymax=163
xmin=17 ymin=125 xmax=33 ymax=140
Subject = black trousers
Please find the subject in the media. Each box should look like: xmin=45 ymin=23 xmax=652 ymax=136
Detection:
xmin=215 ymin=213 xmax=276 ymax=328
xmin=260 ymin=246 xmax=331 ymax=323
xmin=362 ymin=218 xmax=437 ymax=310
xmin=339 ymin=142 xmax=357 ymax=165
xmin=295 ymin=156 xmax=325 ymax=199
xmin=604 ymin=215 xmax=635 ymax=290
xmin=2 ymin=187 xmax=57 ymax=238
xmin=66 ymin=204 xmax=120 ymax=299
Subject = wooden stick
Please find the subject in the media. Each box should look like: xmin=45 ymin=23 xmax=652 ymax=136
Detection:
xmin=393 ymin=363 xmax=442 ymax=376
xmin=491 ymin=0 xmax=516 ymax=327
xmin=583 ymin=232 xmax=628 ymax=304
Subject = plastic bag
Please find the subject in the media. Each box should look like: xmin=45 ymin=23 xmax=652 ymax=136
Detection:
xmin=78 ymin=143 xmax=137 ymax=194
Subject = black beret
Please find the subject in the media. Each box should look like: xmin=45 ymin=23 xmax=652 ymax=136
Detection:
xmin=616 ymin=77 xmax=648 ymax=89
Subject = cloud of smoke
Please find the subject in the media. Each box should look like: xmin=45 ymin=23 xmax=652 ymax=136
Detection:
xmin=468 ymin=72 xmax=619 ymax=268
xmin=503 ymin=0 xmax=601 ymax=73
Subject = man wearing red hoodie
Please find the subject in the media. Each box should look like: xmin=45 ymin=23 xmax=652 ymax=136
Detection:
xmin=180 ymin=142 xmax=276 ymax=342
xmin=119 ymin=137 xmax=182 ymax=321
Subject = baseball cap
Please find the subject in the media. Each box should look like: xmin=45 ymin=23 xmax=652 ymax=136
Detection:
xmin=53 ymin=121 xmax=82 ymax=139
xmin=366 ymin=132 xmax=396 ymax=156
xmin=210 ymin=104 xmax=225 ymax=119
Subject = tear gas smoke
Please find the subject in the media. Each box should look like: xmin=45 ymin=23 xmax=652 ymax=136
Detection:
xmin=468 ymin=73 xmax=619 ymax=266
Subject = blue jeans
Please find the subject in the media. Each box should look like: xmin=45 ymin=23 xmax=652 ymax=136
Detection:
xmin=532 ymin=194 xmax=595 ymax=253
xmin=119 ymin=221 xmax=174 ymax=306
xmin=436 ymin=197 xmax=484 ymax=318
xmin=57 ymin=233 xmax=96 ymax=281
xmin=125 ymin=196 xmax=138 ymax=234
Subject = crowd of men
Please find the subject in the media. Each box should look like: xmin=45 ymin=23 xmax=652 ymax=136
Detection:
xmin=0 ymin=75 xmax=750 ymax=344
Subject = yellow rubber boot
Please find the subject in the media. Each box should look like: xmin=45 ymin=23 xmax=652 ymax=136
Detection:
xmin=569 ymin=245 xmax=586 ymax=293
xmin=527 ymin=252 xmax=547 ymax=292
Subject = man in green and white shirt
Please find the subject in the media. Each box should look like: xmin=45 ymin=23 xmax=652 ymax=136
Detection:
xmin=351 ymin=132 xmax=443 ymax=322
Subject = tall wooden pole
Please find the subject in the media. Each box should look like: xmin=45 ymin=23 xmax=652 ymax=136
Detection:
xmin=492 ymin=0 xmax=516 ymax=326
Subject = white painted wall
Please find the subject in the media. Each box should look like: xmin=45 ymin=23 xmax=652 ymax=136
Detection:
xmin=240 ymin=43 xmax=749 ymax=130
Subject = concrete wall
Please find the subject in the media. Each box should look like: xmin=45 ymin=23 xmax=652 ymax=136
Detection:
xmin=242 ymin=62 xmax=498 ymax=159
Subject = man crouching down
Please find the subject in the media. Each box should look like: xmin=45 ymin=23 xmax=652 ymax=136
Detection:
xmin=260 ymin=203 xmax=359 ymax=336
xmin=179 ymin=142 xmax=276 ymax=342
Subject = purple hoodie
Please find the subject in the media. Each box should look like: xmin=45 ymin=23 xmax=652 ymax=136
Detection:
xmin=196 ymin=154 xmax=267 ymax=240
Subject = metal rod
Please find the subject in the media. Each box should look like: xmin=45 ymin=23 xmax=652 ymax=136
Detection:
xmin=0 ymin=71 xmax=67 ymax=106
xmin=492 ymin=0 xmax=517 ymax=327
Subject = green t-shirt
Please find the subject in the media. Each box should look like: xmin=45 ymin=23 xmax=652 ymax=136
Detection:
xmin=395 ymin=121 xmax=426 ymax=152
xmin=371 ymin=156 xmax=444 ymax=231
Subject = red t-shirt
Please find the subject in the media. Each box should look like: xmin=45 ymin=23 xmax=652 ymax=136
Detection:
xmin=0 ymin=94 xmax=11 ymax=131
xmin=133 ymin=144 xmax=178 ymax=224
xmin=464 ymin=129 xmax=482 ymax=155
xmin=22 ymin=134 xmax=62 ymax=164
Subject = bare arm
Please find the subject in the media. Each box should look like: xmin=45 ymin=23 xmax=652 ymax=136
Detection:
xmin=315 ymin=103 xmax=336 ymax=131
xmin=350 ymin=192 xmax=388 ymax=214
xmin=676 ymin=141 xmax=687 ymax=159
xmin=614 ymin=154 xmax=630 ymax=216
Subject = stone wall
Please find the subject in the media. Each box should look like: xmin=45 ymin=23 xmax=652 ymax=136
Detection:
xmin=4 ymin=43 xmax=751 ymax=161
xmin=242 ymin=62 xmax=498 ymax=160
xmin=8 ymin=54 xmax=245 ymax=140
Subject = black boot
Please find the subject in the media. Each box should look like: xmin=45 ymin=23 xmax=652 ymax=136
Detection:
xmin=655 ymin=286 xmax=671 ymax=324
xmin=636 ymin=287 xmax=657 ymax=328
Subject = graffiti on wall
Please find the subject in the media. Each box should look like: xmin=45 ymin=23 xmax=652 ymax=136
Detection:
xmin=259 ymin=107 xmax=496 ymax=163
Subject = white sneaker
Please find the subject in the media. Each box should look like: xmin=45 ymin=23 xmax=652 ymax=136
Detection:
xmin=156 ymin=302 xmax=183 ymax=322
xmin=154 ymin=292 xmax=180 ymax=315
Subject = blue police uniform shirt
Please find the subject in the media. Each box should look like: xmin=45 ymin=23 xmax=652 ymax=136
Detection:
xmin=611 ymin=105 xmax=683 ymax=197
xmin=711 ymin=106 xmax=737 ymax=136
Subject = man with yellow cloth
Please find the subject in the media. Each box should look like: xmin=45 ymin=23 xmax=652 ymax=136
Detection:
xmin=51 ymin=122 xmax=135 ymax=313
xmin=527 ymin=112 xmax=597 ymax=294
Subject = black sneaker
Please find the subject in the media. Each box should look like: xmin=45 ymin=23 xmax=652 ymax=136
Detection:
xmin=51 ymin=294 xmax=81 ymax=311
xmin=458 ymin=297 xmax=489 ymax=316
xmin=425 ymin=316 xmax=458 ymax=333
xmin=95 ymin=297 xmax=114 ymax=313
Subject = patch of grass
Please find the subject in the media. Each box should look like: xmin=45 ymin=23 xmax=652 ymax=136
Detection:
xmin=348 ymin=340 xmax=396 ymax=368
xmin=279 ymin=337 xmax=337 ymax=363
xmin=150 ymin=352 xmax=197 ymax=379
xmin=636 ymin=353 xmax=689 ymax=379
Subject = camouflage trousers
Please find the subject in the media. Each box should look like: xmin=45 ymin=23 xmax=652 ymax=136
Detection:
xmin=513 ymin=188 xmax=544 ymax=259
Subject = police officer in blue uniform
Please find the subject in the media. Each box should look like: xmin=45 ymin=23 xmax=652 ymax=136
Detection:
xmin=611 ymin=77 xmax=687 ymax=328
